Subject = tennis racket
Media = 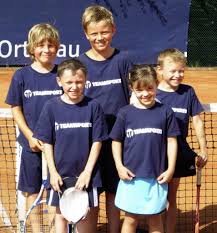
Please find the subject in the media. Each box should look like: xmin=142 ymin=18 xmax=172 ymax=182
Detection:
xmin=23 ymin=152 xmax=55 ymax=233
xmin=59 ymin=176 xmax=89 ymax=233
xmin=195 ymin=168 xmax=202 ymax=233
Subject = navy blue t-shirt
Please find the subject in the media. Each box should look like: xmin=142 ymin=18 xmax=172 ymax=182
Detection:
xmin=34 ymin=96 xmax=108 ymax=187
xmin=156 ymin=84 xmax=203 ymax=138
xmin=79 ymin=49 xmax=132 ymax=131
xmin=5 ymin=65 xmax=62 ymax=149
xmin=110 ymin=102 xmax=180 ymax=178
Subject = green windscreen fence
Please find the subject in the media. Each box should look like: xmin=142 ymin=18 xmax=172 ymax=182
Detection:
xmin=188 ymin=0 xmax=217 ymax=67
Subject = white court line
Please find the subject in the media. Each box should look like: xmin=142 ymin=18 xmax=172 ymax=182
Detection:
xmin=0 ymin=200 xmax=15 ymax=232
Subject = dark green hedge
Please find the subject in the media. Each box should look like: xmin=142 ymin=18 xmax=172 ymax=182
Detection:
xmin=188 ymin=0 xmax=217 ymax=66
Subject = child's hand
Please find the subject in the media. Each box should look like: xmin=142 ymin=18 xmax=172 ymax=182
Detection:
xmin=196 ymin=153 xmax=208 ymax=169
xmin=50 ymin=172 xmax=63 ymax=193
xmin=117 ymin=165 xmax=135 ymax=180
xmin=75 ymin=170 xmax=91 ymax=190
xmin=157 ymin=170 xmax=173 ymax=184
xmin=29 ymin=136 xmax=43 ymax=152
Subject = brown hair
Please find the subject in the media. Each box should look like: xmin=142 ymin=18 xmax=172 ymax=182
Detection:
xmin=57 ymin=58 xmax=87 ymax=78
xmin=128 ymin=64 xmax=158 ymax=87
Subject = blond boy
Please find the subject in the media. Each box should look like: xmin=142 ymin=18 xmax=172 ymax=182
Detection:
xmin=79 ymin=5 xmax=133 ymax=232
xmin=5 ymin=23 xmax=62 ymax=232
xmin=156 ymin=48 xmax=207 ymax=233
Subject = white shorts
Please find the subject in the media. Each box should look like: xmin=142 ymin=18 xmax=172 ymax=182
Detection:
xmin=115 ymin=178 xmax=168 ymax=215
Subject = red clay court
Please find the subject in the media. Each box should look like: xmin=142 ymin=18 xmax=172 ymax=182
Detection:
xmin=0 ymin=67 xmax=217 ymax=232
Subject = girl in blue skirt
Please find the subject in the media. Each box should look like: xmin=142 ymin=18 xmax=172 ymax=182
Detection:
xmin=110 ymin=65 xmax=180 ymax=233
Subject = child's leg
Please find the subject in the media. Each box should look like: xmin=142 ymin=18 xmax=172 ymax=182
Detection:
xmin=166 ymin=178 xmax=180 ymax=233
xmin=19 ymin=150 xmax=42 ymax=232
xmin=26 ymin=193 xmax=40 ymax=233
xmin=121 ymin=212 xmax=138 ymax=233
xmin=148 ymin=214 xmax=164 ymax=233
xmin=106 ymin=192 xmax=120 ymax=233
xmin=76 ymin=206 xmax=99 ymax=233
xmin=55 ymin=207 xmax=68 ymax=233
xmin=100 ymin=139 xmax=121 ymax=233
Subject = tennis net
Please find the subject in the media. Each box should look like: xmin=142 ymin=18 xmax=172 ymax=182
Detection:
xmin=0 ymin=104 xmax=217 ymax=233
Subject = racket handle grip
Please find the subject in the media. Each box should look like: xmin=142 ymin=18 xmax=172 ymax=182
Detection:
xmin=42 ymin=152 xmax=48 ymax=180
xmin=196 ymin=169 xmax=202 ymax=186
xmin=195 ymin=222 xmax=199 ymax=233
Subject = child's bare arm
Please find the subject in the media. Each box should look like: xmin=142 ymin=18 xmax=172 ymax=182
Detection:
xmin=112 ymin=140 xmax=135 ymax=180
xmin=76 ymin=141 xmax=102 ymax=190
xmin=192 ymin=114 xmax=208 ymax=168
xmin=12 ymin=106 xmax=43 ymax=152
xmin=158 ymin=137 xmax=177 ymax=184
xmin=44 ymin=143 xmax=63 ymax=192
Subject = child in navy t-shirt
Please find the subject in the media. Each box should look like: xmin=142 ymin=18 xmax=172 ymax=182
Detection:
xmin=110 ymin=65 xmax=180 ymax=233
xmin=34 ymin=58 xmax=107 ymax=233
xmin=5 ymin=23 xmax=62 ymax=233
xmin=79 ymin=5 xmax=132 ymax=232
xmin=156 ymin=48 xmax=208 ymax=233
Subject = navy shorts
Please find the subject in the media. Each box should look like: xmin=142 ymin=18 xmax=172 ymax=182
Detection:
xmin=99 ymin=139 xmax=119 ymax=193
xmin=18 ymin=147 xmax=42 ymax=193
xmin=173 ymin=139 xmax=197 ymax=178
xmin=47 ymin=186 xmax=99 ymax=208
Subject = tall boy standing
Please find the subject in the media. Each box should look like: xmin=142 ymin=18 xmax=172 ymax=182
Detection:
xmin=79 ymin=5 xmax=132 ymax=232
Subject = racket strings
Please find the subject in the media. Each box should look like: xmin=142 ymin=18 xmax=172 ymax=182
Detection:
xmin=25 ymin=201 xmax=56 ymax=233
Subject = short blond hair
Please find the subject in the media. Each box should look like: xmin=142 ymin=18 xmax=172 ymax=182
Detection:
xmin=82 ymin=5 xmax=115 ymax=32
xmin=157 ymin=48 xmax=186 ymax=67
xmin=26 ymin=23 xmax=60 ymax=61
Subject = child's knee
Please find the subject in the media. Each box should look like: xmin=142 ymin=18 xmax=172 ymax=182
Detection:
xmin=88 ymin=206 xmax=99 ymax=221
xmin=26 ymin=192 xmax=39 ymax=203
xmin=148 ymin=214 xmax=163 ymax=232
xmin=55 ymin=212 xmax=67 ymax=222
xmin=55 ymin=211 xmax=68 ymax=233
xmin=76 ymin=207 xmax=98 ymax=233
xmin=124 ymin=213 xmax=139 ymax=226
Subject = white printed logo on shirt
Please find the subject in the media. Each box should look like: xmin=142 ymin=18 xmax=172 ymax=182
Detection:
xmin=85 ymin=81 xmax=92 ymax=89
xmin=85 ymin=79 xmax=121 ymax=89
xmin=24 ymin=90 xmax=33 ymax=98
xmin=55 ymin=122 xmax=60 ymax=131
xmin=155 ymin=98 xmax=187 ymax=114
xmin=55 ymin=122 xmax=92 ymax=131
xmin=172 ymin=107 xmax=187 ymax=114
xmin=126 ymin=127 xmax=162 ymax=138
xmin=24 ymin=89 xmax=62 ymax=98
